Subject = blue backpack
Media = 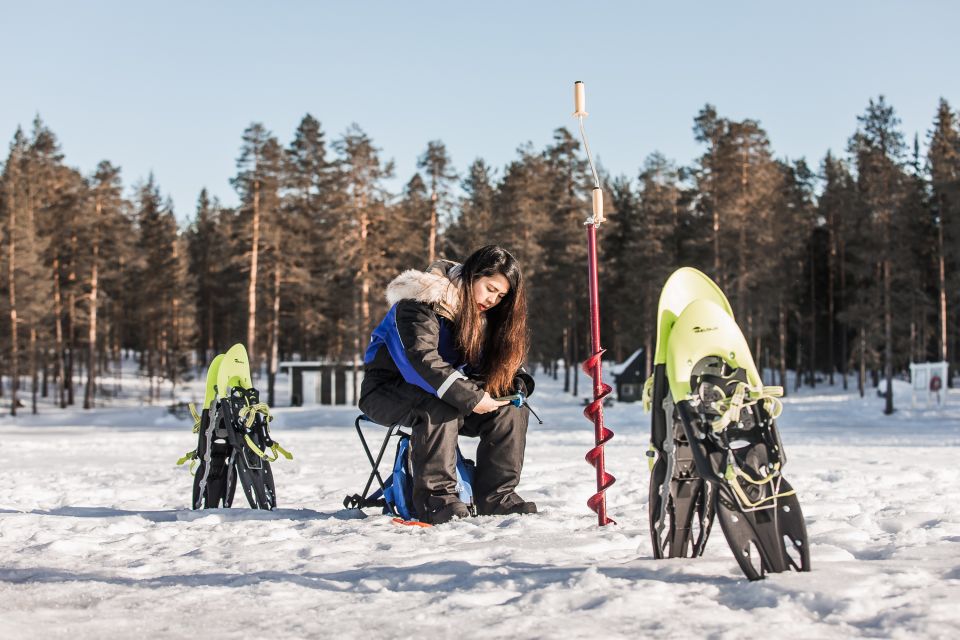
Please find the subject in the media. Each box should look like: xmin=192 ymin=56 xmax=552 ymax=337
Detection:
xmin=378 ymin=434 xmax=476 ymax=521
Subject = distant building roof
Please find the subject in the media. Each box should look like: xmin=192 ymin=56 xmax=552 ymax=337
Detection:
xmin=610 ymin=349 xmax=643 ymax=376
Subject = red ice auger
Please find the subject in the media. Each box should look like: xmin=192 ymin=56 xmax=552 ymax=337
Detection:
xmin=573 ymin=81 xmax=615 ymax=526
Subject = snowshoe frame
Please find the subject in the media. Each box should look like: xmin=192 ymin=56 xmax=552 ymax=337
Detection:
xmin=648 ymin=268 xmax=810 ymax=580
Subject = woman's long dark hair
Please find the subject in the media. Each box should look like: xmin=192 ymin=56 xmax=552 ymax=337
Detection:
xmin=455 ymin=245 xmax=529 ymax=396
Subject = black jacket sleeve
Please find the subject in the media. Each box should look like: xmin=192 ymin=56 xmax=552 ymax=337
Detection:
xmin=394 ymin=300 xmax=485 ymax=415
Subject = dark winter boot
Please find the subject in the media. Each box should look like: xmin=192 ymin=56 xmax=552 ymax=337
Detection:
xmin=420 ymin=495 xmax=470 ymax=524
xmin=477 ymin=492 xmax=538 ymax=516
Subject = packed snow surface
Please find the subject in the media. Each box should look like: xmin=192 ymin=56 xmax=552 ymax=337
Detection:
xmin=1 ymin=367 xmax=958 ymax=639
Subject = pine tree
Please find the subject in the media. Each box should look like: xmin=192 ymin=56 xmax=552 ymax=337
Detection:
xmin=638 ymin=154 xmax=685 ymax=368
xmin=693 ymin=105 xmax=725 ymax=285
xmin=602 ymin=175 xmax=641 ymax=361
xmin=445 ymin=159 xmax=496 ymax=257
xmin=818 ymin=151 xmax=857 ymax=387
xmin=0 ymin=129 xmax=29 ymax=414
xmin=132 ymin=176 xmax=188 ymax=399
xmin=490 ymin=145 xmax=551 ymax=282
xmin=928 ymin=99 xmax=960 ymax=374
xmin=540 ymin=129 xmax=591 ymax=393
xmin=232 ymin=123 xmax=284 ymax=375
xmin=186 ymin=189 xmax=221 ymax=364
xmin=900 ymin=137 xmax=937 ymax=364
xmin=284 ymin=114 xmax=339 ymax=361
xmin=334 ymin=125 xmax=394 ymax=395
xmin=849 ymin=96 xmax=908 ymax=413
xmin=84 ymin=161 xmax=123 ymax=408
xmin=417 ymin=141 xmax=457 ymax=263
xmin=393 ymin=173 xmax=432 ymax=267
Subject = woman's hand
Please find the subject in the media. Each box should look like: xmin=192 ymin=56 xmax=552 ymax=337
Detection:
xmin=472 ymin=392 xmax=509 ymax=414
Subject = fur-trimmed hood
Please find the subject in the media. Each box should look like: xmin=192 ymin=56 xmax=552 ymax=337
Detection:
xmin=385 ymin=259 xmax=463 ymax=320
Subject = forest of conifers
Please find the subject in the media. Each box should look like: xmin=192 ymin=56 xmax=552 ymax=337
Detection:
xmin=1 ymin=95 xmax=958 ymax=415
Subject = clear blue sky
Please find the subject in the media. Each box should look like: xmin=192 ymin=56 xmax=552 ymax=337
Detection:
xmin=2 ymin=1 xmax=957 ymax=221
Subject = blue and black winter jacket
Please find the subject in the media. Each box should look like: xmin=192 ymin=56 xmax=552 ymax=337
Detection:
xmin=362 ymin=261 xmax=485 ymax=415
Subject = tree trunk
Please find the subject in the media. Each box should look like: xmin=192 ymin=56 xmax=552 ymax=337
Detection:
xmin=112 ymin=254 xmax=123 ymax=380
xmin=30 ymin=327 xmax=37 ymax=414
xmin=736 ymin=148 xmax=748 ymax=321
xmin=268 ymin=260 xmax=281 ymax=407
xmin=428 ymin=190 xmax=437 ymax=264
xmin=247 ymin=178 xmax=261 ymax=370
xmin=839 ymin=238 xmax=848 ymax=390
xmin=354 ymin=192 xmax=371 ymax=406
xmin=883 ymin=258 xmax=894 ymax=415
xmin=85 ymin=200 xmax=101 ymax=409
xmin=53 ymin=258 xmax=67 ymax=408
xmin=712 ymin=204 xmax=721 ymax=285
xmin=205 ymin=284 xmax=215 ymax=365
xmin=827 ymin=207 xmax=836 ymax=385
xmin=644 ymin=335 xmax=653 ymax=381
xmin=8 ymin=194 xmax=18 ymax=417
xmin=778 ymin=300 xmax=787 ymax=392
xmin=171 ymin=241 xmax=181 ymax=399
xmin=858 ymin=326 xmax=866 ymax=398
xmin=938 ymin=210 xmax=948 ymax=363
xmin=794 ymin=311 xmax=802 ymax=393
xmin=572 ymin=319 xmax=579 ymax=398
xmin=66 ymin=227 xmax=78 ymax=406
xmin=808 ymin=242 xmax=816 ymax=388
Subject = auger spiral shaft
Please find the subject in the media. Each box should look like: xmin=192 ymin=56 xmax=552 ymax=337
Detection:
xmin=574 ymin=81 xmax=615 ymax=526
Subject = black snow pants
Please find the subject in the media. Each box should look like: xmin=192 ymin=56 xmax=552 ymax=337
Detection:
xmin=359 ymin=374 xmax=528 ymax=516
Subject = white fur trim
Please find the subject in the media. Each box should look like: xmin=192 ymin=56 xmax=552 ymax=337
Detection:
xmin=385 ymin=267 xmax=461 ymax=315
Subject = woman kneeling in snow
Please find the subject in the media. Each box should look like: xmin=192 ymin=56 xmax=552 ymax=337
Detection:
xmin=359 ymin=245 xmax=536 ymax=524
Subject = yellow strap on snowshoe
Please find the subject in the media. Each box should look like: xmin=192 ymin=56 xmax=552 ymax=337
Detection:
xmin=189 ymin=403 xmax=202 ymax=433
xmin=711 ymin=383 xmax=784 ymax=432
xmin=243 ymin=435 xmax=292 ymax=462
xmin=239 ymin=401 xmax=272 ymax=429
xmin=272 ymin=442 xmax=293 ymax=460
xmin=176 ymin=450 xmax=199 ymax=475
xmin=711 ymin=383 xmax=747 ymax=432
xmin=243 ymin=434 xmax=273 ymax=460
xmin=724 ymin=460 xmax=795 ymax=509
xmin=646 ymin=443 xmax=657 ymax=471
xmin=642 ymin=375 xmax=655 ymax=413
xmin=755 ymin=385 xmax=784 ymax=419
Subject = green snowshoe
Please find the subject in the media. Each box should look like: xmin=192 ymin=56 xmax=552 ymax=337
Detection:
xmin=644 ymin=268 xmax=810 ymax=580
xmin=177 ymin=344 xmax=291 ymax=510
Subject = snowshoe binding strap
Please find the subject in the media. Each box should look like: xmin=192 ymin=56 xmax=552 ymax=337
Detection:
xmin=710 ymin=383 xmax=783 ymax=432
xmin=243 ymin=435 xmax=293 ymax=462
xmin=188 ymin=403 xmax=202 ymax=433
xmin=723 ymin=457 xmax=796 ymax=510
xmin=235 ymin=394 xmax=292 ymax=462
xmin=176 ymin=450 xmax=199 ymax=475
xmin=238 ymin=400 xmax=273 ymax=429
xmin=642 ymin=375 xmax=655 ymax=413
xmin=174 ymin=404 xmax=206 ymax=473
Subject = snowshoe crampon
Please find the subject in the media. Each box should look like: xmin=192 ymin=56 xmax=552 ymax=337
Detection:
xmin=645 ymin=268 xmax=810 ymax=580
xmin=178 ymin=344 xmax=291 ymax=511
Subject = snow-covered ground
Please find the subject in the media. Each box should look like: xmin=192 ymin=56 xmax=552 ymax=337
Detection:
xmin=0 ymin=365 xmax=958 ymax=639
